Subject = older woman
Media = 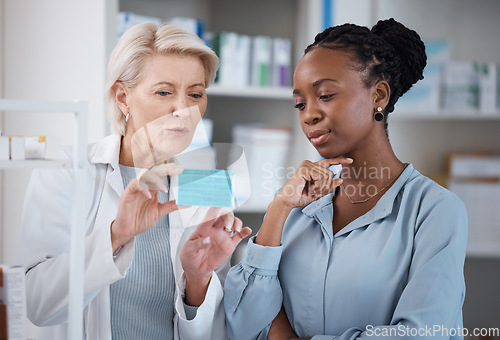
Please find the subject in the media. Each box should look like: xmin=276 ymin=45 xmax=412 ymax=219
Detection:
xmin=17 ymin=23 xmax=251 ymax=340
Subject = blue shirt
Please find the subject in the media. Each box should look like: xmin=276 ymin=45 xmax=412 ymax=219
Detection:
xmin=224 ymin=164 xmax=468 ymax=340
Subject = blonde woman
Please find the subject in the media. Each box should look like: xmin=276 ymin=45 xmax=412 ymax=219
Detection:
xmin=17 ymin=23 xmax=250 ymax=340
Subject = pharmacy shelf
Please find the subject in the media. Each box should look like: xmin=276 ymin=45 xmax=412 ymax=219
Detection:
xmin=0 ymin=98 xmax=88 ymax=340
xmin=466 ymin=244 xmax=500 ymax=259
xmin=235 ymin=204 xmax=268 ymax=214
xmin=392 ymin=111 xmax=500 ymax=121
xmin=0 ymin=160 xmax=72 ymax=169
xmin=207 ymin=85 xmax=293 ymax=100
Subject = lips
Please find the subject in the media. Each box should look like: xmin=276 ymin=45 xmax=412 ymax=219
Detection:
xmin=166 ymin=127 xmax=189 ymax=136
xmin=308 ymin=129 xmax=331 ymax=146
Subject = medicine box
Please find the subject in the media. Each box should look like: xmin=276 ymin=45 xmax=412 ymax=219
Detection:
xmin=8 ymin=137 xmax=25 ymax=161
xmin=24 ymin=136 xmax=61 ymax=160
xmin=0 ymin=265 xmax=27 ymax=340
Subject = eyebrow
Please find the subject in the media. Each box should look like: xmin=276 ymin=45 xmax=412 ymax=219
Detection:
xmin=188 ymin=83 xmax=206 ymax=89
xmin=153 ymin=81 xmax=205 ymax=88
xmin=293 ymin=78 xmax=339 ymax=95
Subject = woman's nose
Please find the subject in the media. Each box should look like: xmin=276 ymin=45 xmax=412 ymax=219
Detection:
xmin=303 ymin=105 xmax=323 ymax=125
xmin=172 ymin=96 xmax=191 ymax=119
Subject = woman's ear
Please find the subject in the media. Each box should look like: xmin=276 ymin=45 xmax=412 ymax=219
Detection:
xmin=111 ymin=81 xmax=129 ymax=115
xmin=373 ymin=80 xmax=390 ymax=109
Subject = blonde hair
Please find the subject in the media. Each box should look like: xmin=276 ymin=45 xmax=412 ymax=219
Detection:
xmin=106 ymin=22 xmax=219 ymax=135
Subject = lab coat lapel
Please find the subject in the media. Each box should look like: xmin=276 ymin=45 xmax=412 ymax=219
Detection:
xmin=90 ymin=134 xmax=124 ymax=232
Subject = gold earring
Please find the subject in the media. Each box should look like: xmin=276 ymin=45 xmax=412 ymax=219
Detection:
xmin=374 ymin=107 xmax=384 ymax=122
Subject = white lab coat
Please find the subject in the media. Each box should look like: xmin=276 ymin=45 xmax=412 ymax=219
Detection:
xmin=17 ymin=134 xmax=229 ymax=340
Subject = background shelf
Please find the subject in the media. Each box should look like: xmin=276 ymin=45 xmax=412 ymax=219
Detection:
xmin=207 ymin=85 xmax=293 ymax=100
xmin=0 ymin=160 xmax=72 ymax=169
xmin=392 ymin=112 xmax=500 ymax=121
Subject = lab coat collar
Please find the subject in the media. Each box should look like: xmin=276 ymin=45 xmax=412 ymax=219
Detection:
xmin=90 ymin=134 xmax=121 ymax=168
xmin=89 ymin=134 xmax=123 ymax=196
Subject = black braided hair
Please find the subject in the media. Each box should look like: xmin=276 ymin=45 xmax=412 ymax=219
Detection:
xmin=304 ymin=18 xmax=427 ymax=129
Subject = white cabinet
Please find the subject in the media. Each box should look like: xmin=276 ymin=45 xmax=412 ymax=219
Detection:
xmin=0 ymin=98 xmax=88 ymax=340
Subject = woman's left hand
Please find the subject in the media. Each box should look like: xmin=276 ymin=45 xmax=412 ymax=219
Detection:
xmin=180 ymin=207 xmax=252 ymax=305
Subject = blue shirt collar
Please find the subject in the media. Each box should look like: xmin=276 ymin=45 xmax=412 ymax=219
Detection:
xmin=302 ymin=163 xmax=417 ymax=238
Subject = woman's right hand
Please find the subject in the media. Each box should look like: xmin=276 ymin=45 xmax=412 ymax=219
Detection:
xmin=274 ymin=158 xmax=353 ymax=209
xmin=110 ymin=163 xmax=184 ymax=253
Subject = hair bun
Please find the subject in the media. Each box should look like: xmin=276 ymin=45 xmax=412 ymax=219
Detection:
xmin=371 ymin=18 xmax=427 ymax=95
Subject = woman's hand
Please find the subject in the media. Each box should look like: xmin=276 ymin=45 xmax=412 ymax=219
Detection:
xmin=274 ymin=158 xmax=353 ymax=209
xmin=180 ymin=207 xmax=252 ymax=306
xmin=111 ymin=163 xmax=184 ymax=253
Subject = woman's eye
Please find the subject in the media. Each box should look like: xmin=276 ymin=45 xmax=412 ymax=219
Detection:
xmin=189 ymin=93 xmax=203 ymax=99
xmin=294 ymin=103 xmax=305 ymax=111
xmin=319 ymin=94 xmax=334 ymax=101
xmin=156 ymin=91 xmax=170 ymax=96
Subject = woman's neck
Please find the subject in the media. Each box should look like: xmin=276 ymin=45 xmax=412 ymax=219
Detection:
xmin=340 ymin=134 xmax=404 ymax=187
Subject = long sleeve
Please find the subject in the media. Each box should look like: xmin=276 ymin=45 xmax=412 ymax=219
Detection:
xmin=224 ymin=237 xmax=284 ymax=340
xmin=17 ymin=166 xmax=133 ymax=327
xmin=313 ymin=190 xmax=468 ymax=340
xmin=174 ymin=269 xmax=227 ymax=339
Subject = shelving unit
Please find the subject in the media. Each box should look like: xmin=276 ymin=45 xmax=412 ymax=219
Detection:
xmin=117 ymin=0 xmax=500 ymax=255
xmin=392 ymin=112 xmax=500 ymax=121
xmin=0 ymin=99 xmax=88 ymax=340
xmin=2 ymin=0 xmax=499 ymax=336
xmin=0 ymin=160 xmax=73 ymax=169
xmin=207 ymin=85 xmax=293 ymax=100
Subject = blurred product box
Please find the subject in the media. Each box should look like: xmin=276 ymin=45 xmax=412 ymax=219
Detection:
xmin=213 ymin=32 xmax=251 ymax=87
xmin=448 ymin=179 xmax=500 ymax=254
xmin=426 ymin=40 xmax=451 ymax=64
xmin=170 ymin=17 xmax=205 ymax=39
xmin=116 ymin=12 xmax=163 ymax=42
xmin=476 ymin=62 xmax=498 ymax=113
xmin=271 ymin=38 xmax=292 ymax=87
xmin=0 ymin=137 xmax=9 ymax=161
xmin=0 ymin=265 xmax=27 ymax=340
xmin=397 ymin=62 xmax=442 ymax=113
xmin=448 ymin=153 xmax=500 ymax=179
xmin=8 ymin=137 xmax=25 ymax=161
xmin=251 ymin=36 xmax=272 ymax=87
xmin=232 ymin=124 xmax=291 ymax=207
xmin=209 ymin=31 xmax=293 ymax=88
xmin=397 ymin=41 xmax=448 ymax=114
xmin=441 ymin=62 xmax=480 ymax=113
xmin=7 ymin=136 xmax=61 ymax=160
xmin=24 ymin=136 xmax=61 ymax=160
xmin=447 ymin=153 xmax=500 ymax=255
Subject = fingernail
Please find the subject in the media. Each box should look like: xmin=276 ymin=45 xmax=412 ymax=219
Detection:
xmin=202 ymin=236 xmax=211 ymax=245
xmin=226 ymin=222 xmax=233 ymax=232
xmin=346 ymin=158 xmax=353 ymax=162
xmin=235 ymin=224 xmax=242 ymax=233
xmin=147 ymin=191 xmax=152 ymax=199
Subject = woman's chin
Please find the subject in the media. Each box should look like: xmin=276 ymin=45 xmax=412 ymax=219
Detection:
xmin=315 ymin=147 xmax=344 ymax=160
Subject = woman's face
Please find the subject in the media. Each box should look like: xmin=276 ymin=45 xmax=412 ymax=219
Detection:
xmin=125 ymin=53 xmax=207 ymax=167
xmin=293 ymin=47 xmax=378 ymax=159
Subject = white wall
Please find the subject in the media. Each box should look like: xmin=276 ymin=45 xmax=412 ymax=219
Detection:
xmin=1 ymin=0 xmax=115 ymax=264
